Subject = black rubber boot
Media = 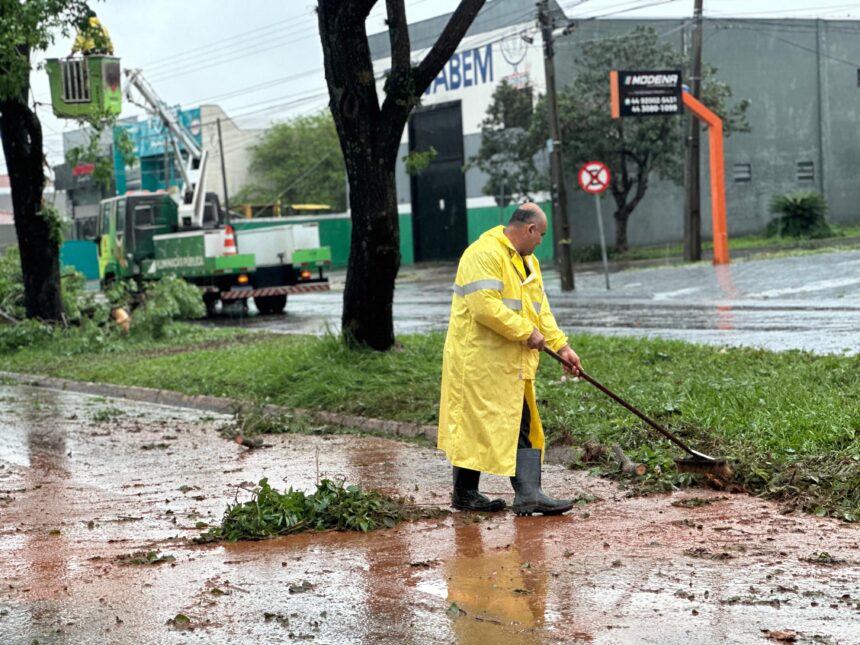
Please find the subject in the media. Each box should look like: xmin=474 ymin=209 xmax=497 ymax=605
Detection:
xmin=451 ymin=466 xmax=506 ymax=512
xmin=510 ymin=449 xmax=573 ymax=516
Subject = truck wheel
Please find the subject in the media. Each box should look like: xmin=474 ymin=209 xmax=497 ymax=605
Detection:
xmin=255 ymin=295 xmax=287 ymax=315
xmin=203 ymin=293 xmax=220 ymax=317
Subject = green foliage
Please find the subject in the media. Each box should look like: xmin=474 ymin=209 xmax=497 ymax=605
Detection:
xmin=234 ymin=111 xmax=346 ymax=211
xmin=545 ymin=26 xmax=750 ymax=249
xmin=60 ymin=267 xmax=107 ymax=323
xmin=0 ymin=319 xmax=55 ymax=352
xmin=37 ymin=201 xmax=64 ymax=246
xmin=197 ymin=478 xmax=442 ymax=543
xmin=766 ymin=191 xmax=833 ymax=239
xmin=131 ymin=276 xmax=205 ymax=339
xmin=66 ymin=125 xmax=136 ymax=189
xmin=402 ymin=146 xmax=437 ymax=176
xmin=0 ymin=0 xmax=92 ymax=100
xmin=219 ymin=403 xmax=310 ymax=440
xmin=0 ymin=246 xmax=25 ymax=320
xmin=116 ymin=550 xmax=175 ymax=566
xmin=3 ymin=244 xmax=106 ymax=324
xmin=468 ymin=81 xmax=547 ymax=203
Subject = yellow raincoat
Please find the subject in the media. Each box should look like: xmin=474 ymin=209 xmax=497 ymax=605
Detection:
xmin=438 ymin=226 xmax=568 ymax=476
xmin=71 ymin=17 xmax=114 ymax=56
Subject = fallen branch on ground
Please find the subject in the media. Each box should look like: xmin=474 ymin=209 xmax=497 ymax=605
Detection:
xmin=612 ymin=445 xmax=647 ymax=477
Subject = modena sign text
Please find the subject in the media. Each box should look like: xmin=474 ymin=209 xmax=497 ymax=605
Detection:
xmin=610 ymin=69 xmax=683 ymax=118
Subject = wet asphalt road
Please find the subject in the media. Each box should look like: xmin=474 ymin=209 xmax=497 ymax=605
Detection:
xmin=205 ymin=249 xmax=860 ymax=355
xmin=2 ymin=385 xmax=859 ymax=644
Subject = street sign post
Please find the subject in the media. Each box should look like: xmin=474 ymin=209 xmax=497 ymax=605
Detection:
xmin=577 ymin=161 xmax=612 ymax=290
xmin=609 ymin=70 xmax=683 ymax=119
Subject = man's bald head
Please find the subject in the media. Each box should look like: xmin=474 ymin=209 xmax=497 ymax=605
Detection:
xmin=508 ymin=202 xmax=546 ymax=227
xmin=504 ymin=202 xmax=548 ymax=257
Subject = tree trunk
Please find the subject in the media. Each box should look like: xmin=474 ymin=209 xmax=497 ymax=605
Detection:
xmin=318 ymin=0 xmax=484 ymax=350
xmin=318 ymin=2 xmax=403 ymax=350
xmin=613 ymin=207 xmax=631 ymax=253
xmin=341 ymin=145 xmax=401 ymax=350
xmin=0 ymin=96 xmax=63 ymax=321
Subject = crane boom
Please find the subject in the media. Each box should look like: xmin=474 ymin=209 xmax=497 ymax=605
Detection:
xmin=123 ymin=68 xmax=208 ymax=229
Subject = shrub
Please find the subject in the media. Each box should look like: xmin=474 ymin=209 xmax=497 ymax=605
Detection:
xmin=0 ymin=246 xmax=24 ymax=320
xmin=0 ymin=319 xmax=55 ymax=352
xmin=131 ymin=276 xmax=205 ymax=339
xmin=766 ymin=191 xmax=833 ymax=238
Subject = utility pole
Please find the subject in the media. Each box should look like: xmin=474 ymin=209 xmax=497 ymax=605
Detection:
xmin=216 ymin=118 xmax=230 ymax=213
xmin=163 ymin=136 xmax=170 ymax=190
xmin=538 ymin=0 xmax=574 ymax=290
xmin=683 ymin=0 xmax=704 ymax=261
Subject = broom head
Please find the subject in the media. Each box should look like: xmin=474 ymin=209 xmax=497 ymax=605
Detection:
xmin=674 ymin=458 xmax=733 ymax=480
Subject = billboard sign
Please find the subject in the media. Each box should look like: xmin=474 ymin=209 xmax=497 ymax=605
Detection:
xmin=610 ymin=70 xmax=683 ymax=118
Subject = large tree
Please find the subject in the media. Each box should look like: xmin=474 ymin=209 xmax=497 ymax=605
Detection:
xmin=543 ymin=26 xmax=749 ymax=252
xmin=318 ymin=0 xmax=485 ymax=351
xmin=234 ymin=111 xmax=347 ymax=212
xmin=0 ymin=0 xmax=90 ymax=321
xmin=467 ymin=80 xmax=548 ymax=205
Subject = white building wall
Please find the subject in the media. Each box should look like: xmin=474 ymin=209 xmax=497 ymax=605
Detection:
xmin=200 ymin=105 xmax=263 ymax=208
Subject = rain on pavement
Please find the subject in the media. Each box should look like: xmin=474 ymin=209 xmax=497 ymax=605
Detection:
xmin=1 ymin=387 xmax=858 ymax=644
xmin=205 ymin=249 xmax=860 ymax=355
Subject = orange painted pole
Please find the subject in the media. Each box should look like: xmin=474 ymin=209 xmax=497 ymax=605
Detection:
xmin=682 ymin=91 xmax=729 ymax=265
xmin=609 ymin=70 xmax=620 ymax=119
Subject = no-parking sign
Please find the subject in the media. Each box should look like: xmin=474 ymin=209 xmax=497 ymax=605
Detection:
xmin=577 ymin=161 xmax=611 ymax=194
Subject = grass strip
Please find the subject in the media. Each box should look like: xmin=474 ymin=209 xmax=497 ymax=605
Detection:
xmin=2 ymin=329 xmax=859 ymax=521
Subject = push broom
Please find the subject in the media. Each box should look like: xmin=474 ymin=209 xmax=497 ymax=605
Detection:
xmin=544 ymin=348 xmax=732 ymax=479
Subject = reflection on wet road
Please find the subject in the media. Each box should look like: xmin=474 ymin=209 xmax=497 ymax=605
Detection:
xmin=1 ymin=386 xmax=859 ymax=643
xmin=202 ymin=250 xmax=860 ymax=354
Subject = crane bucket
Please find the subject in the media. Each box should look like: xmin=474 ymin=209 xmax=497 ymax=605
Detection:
xmin=46 ymin=56 xmax=122 ymax=120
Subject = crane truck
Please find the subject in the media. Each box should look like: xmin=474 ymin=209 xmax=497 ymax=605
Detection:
xmin=92 ymin=69 xmax=331 ymax=315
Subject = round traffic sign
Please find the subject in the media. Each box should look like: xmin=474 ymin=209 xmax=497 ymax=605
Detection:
xmin=577 ymin=161 xmax=611 ymax=194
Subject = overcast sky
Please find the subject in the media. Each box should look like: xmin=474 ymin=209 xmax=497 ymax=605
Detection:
xmin=4 ymin=0 xmax=859 ymax=175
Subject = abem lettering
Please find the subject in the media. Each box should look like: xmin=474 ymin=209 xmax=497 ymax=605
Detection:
xmin=424 ymin=44 xmax=493 ymax=95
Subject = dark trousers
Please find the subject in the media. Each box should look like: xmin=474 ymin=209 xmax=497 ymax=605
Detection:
xmin=518 ymin=398 xmax=532 ymax=449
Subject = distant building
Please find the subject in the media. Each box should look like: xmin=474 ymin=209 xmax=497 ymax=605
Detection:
xmin=0 ymin=175 xmax=66 ymax=252
xmin=54 ymin=104 xmax=262 ymax=240
xmin=364 ymin=0 xmax=860 ymax=260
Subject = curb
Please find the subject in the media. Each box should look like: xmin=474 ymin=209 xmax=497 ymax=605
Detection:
xmin=0 ymin=371 xmax=439 ymax=443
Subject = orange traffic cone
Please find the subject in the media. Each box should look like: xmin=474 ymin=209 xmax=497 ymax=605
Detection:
xmin=223 ymin=225 xmax=237 ymax=256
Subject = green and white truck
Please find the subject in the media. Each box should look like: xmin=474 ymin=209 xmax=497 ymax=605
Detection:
xmin=95 ymin=191 xmax=331 ymax=315
xmin=90 ymin=68 xmax=331 ymax=315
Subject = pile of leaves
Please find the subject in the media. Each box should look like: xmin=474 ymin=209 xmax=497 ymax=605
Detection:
xmin=196 ymin=478 xmax=444 ymax=543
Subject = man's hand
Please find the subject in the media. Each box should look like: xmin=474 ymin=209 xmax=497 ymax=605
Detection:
xmin=526 ymin=328 xmax=546 ymax=351
xmin=557 ymin=345 xmax=582 ymax=376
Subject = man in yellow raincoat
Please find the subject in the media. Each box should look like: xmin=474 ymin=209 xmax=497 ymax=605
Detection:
xmin=71 ymin=10 xmax=114 ymax=56
xmin=438 ymin=203 xmax=582 ymax=515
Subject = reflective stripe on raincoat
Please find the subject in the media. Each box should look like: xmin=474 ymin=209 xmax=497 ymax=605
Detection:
xmin=438 ymin=226 xmax=568 ymax=476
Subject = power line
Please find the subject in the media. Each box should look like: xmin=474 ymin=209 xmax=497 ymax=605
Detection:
xmin=147 ymin=30 xmax=319 ymax=84
xmin=139 ymin=18 xmax=302 ymax=71
xmin=706 ymin=3 xmax=860 ymax=18
xmin=710 ymin=20 xmax=860 ymax=67
xmin=187 ymin=69 xmax=322 ymax=105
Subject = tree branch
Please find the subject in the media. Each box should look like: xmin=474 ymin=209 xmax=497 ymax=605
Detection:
xmin=334 ymin=0 xmax=379 ymax=24
xmin=412 ymin=0 xmax=485 ymax=94
xmin=386 ymin=0 xmax=411 ymax=85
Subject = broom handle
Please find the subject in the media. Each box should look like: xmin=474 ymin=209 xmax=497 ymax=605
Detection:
xmin=543 ymin=347 xmax=698 ymax=458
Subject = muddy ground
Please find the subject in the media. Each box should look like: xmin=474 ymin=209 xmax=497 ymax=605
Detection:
xmin=1 ymin=385 xmax=858 ymax=644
